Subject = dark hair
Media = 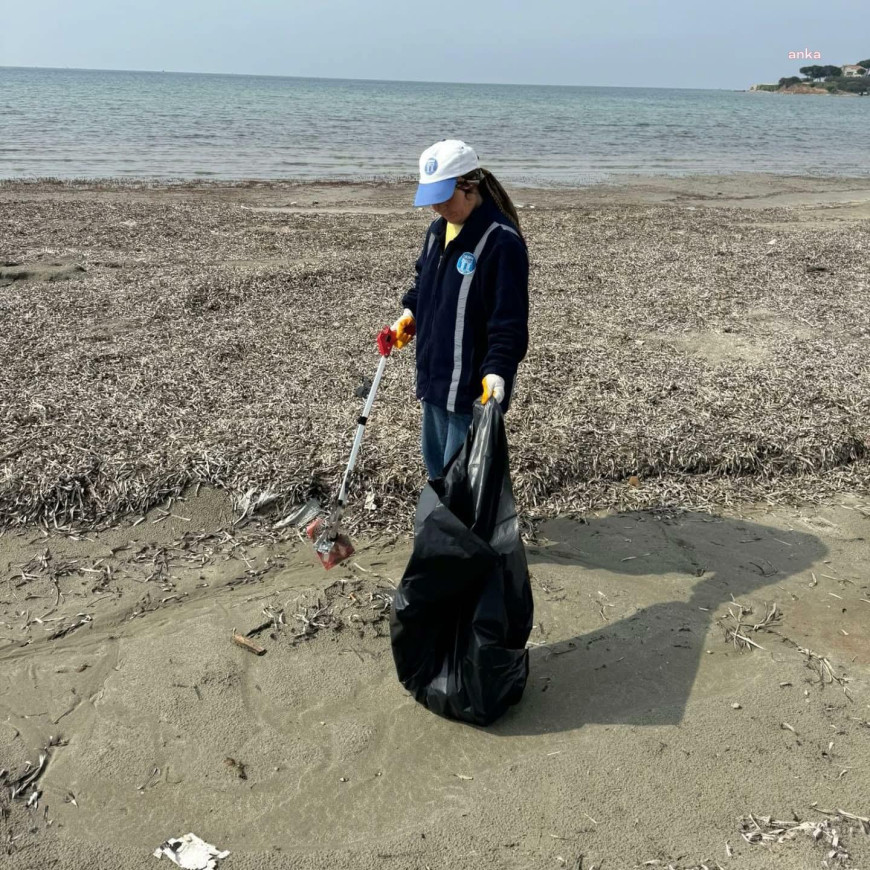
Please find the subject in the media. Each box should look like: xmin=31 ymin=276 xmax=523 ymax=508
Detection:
xmin=457 ymin=168 xmax=523 ymax=237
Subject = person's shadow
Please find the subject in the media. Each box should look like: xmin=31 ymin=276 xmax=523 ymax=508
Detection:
xmin=493 ymin=510 xmax=827 ymax=736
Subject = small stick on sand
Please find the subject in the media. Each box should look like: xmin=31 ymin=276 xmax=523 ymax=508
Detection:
xmin=232 ymin=631 xmax=265 ymax=655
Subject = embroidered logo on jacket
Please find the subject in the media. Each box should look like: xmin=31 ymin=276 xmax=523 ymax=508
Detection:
xmin=456 ymin=252 xmax=476 ymax=275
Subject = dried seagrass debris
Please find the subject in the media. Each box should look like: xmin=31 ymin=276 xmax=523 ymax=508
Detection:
xmin=717 ymin=600 xmax=780 ymax=651
xmin=290 ymin=600 xmax=339 ymax=640
xmin=1 ymin=183 xmax=869 ymax=535
xmin=270 ymin=572 xmax=396 ymax=646
xmin=798 ymin=646 xmax=853 ymax=695
xmin=767 ymin=630 xmax=854 ymax=698
xmin=6 ymin=735 xmax=67 ymax=802
xmin=740 ymin=810 xmax=870 ymax=868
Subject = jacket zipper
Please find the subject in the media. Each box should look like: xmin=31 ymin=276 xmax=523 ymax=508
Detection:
xmin=421 ymin=226 xmax=461 ymax=404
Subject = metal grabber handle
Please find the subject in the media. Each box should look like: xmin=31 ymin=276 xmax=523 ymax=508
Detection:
xmin=327 ymin=322 xmax=412 ymax=532
xmin=334 ymin=351 xmax=387 ymax=513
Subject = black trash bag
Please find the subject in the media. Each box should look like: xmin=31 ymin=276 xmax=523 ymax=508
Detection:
xmin=390 ymin=400 xmax=534 ymax=726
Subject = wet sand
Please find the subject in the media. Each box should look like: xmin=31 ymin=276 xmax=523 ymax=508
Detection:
xmin=1 ymin=174 xmax=870 ymax=869
xmin=1 ymin=487 xmax=869 ymax=869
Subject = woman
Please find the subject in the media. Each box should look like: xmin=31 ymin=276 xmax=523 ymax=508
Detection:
xmin=385 ymin=139 xmax=529 ymax=479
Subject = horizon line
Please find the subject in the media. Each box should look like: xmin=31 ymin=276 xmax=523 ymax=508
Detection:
xmin=0 ymin=64 xmax=741 ymax=91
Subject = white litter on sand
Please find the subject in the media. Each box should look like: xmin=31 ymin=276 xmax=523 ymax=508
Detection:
xmin=152 ymin=833 xmax=230 ymax=869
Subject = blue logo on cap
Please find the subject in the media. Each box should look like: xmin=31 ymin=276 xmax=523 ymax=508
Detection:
xmin=424 ymin=157 xmax=438 ymax=175
xmin=456 ymin=252 xmax=476 ymax=275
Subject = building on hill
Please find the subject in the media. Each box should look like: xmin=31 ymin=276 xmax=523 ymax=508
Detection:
xmin=842 ymin=64 xmax=868 ymax=77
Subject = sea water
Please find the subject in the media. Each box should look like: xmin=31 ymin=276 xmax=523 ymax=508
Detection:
xmin=2 ymin=66 xmax=869 ymax=183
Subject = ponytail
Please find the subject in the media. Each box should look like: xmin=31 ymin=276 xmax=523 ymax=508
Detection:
xmin=458 ymin=168 xmax=523 ymax=239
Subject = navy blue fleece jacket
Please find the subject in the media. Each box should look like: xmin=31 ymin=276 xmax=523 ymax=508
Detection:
xmin=401 ymin=199 xmax=529 ymax=414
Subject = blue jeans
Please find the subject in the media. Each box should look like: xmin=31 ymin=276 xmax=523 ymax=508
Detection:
xmin=421 ymin=402 xmax=473 ymax=480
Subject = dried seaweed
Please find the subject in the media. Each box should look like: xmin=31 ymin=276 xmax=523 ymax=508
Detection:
xmin=717 ymin=600 xmax=780 ymax=651
xmin=741 ymin=810 xmax=870 ymax=869
xmin=1 ymin=182 xmax=869 ymax=533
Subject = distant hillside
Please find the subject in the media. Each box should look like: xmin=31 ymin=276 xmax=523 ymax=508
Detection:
xmin=751 ymin=58 xmax=869 ymax=95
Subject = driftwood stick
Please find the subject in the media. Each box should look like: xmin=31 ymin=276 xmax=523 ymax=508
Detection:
xmin=232 ymin=631 xmax=266 ymax=656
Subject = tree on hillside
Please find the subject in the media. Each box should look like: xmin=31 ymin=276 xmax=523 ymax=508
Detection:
xmin=857 ymin=59 xmax=870 ymax=71
xmin=799 ymin=65 xmax=826 ymax=80
xmin=841 ymin=78 xmax=869 ymax=94
xmin=823 ymin=65 xmax=843 ymax=77
xmin=778 ymin=76 xmax=803 ymax=87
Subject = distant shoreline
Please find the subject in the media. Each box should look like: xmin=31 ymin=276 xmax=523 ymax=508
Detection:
xmin=749 ymin=85 xmax=859 ymax=97
xmin=4 ymin=173 xmax=870 ymax=212
xmin=3 ymin=167 xmax=870 ymax=191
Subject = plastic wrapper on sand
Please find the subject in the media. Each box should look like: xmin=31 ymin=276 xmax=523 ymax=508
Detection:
xmin=153 ymin=833 xmax=229 ymax=869
xmin=390 ymin=400 xmax=534 ymax=726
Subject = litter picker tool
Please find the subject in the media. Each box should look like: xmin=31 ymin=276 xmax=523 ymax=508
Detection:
xmin=307 ymin=323 xmax=413 ymax=569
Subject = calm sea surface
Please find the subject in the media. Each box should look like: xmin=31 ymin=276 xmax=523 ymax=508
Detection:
xmin=2 ymin=67 xmax=869 ymax=184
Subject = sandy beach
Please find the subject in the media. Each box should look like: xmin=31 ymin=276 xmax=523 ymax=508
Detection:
xmin=2 ymin=174 xmax=870 ymax=869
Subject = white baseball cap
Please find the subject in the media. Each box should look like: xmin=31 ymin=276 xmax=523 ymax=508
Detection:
xmin=414 ymin=139 xmax=480 ymax=207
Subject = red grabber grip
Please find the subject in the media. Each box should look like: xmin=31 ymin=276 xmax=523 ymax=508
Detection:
xmin=377 ymin=326 xmax=395 ymax=357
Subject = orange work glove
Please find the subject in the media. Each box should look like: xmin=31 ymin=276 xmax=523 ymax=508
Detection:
xmin=390 ymin=309 xmax=416 ymax=350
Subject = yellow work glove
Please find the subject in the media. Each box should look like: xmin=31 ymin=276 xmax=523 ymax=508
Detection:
xmin=481 ymin=374 xmax=505 ymax=405
xmin=391 ymin=309 xmax=416 ymax=350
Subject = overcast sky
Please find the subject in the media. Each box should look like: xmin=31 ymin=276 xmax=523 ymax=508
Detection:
xmin=1 ymin=0 xmax=866 ymax=88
